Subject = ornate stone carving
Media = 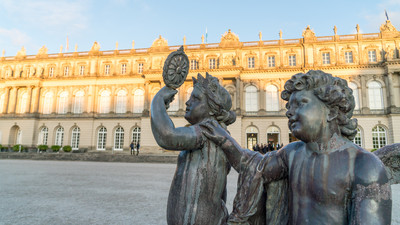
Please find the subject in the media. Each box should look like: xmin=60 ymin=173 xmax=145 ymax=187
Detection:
xmin=15 ymin=47 xmax=26 ymax=59
xmin=152 ymin=35 xmax=168 ymax=47
xmin=302 ymin=25 xmax=316 ymax=42
xmin=37 ymin=46 xmax=48 ymax=58
xmin=220 ymin=29 xmax=241 ymax=48
xmin=90 ymin=41 xmax=101 ymax=52
xmin=380 ymin=20 xmax=400 ymax=38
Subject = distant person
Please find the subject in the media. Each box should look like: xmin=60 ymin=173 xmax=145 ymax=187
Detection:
xmin=262 ymin=144 xmax=267 ymax=154
xmin=130 ymin=141 xmax=135 ymax=155
xmin=136 ymin=142 xmax=140 ymax=156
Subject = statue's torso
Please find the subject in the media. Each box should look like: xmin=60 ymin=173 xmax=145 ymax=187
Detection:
xmin=167 ymin=139 xmax=230 ymax=225
xmin=287 ymin=145 xmax=358 ymax=224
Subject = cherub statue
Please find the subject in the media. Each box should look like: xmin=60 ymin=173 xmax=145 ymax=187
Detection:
xmin=151 ymin=73 xmax=236 ymax=225
xmin=202 ymin=70 xmax=392 ymax=224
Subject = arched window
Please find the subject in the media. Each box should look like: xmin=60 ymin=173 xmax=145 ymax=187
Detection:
xmin=55 ymin=127 xmax=64 ymax=146
xmin=38 ymin=127 xmax=49 ymax=145
xmin=43 ymin=92 xmax=53 ymax=114
xmin=99 ymin=90 xmax=111 ymax=113
xmin=353 ymin=127 xmax=362 ymax=147
xmin=372 ymin=126 xmax=387 ymax=149
xmin=266 ymin=85 xmax=279 ymax=111
xmin=0 ymin=93 xmax=5 ymax=113
xmin=71 ymin=127 xmax=80 ymax=150
xmin=132 ymin=127 xmax=141 ymax=144
xmin=116 ymin=90 xmax=127 ymax=113
xmin=167 ymin=90 xmax=179 ymax=112
xmin=133 ymin=89 xmax=144 ymax=113
xmin=368 ymin=81 xmax=383 ymax=110
xmin=114 ymin=127 xmax=124 ymax=150
xmin=267 ymin=126 xmax=280 ymax=148
xmin=186 ymin=87 xmax=193 ymax=103
xmin=245 ymin=85 xmax=258 ymax=112
xmin=58 ymin=91 xmax=68 ymax=114
xmin=348 ymin=82 xmax=360 ymax=110
xmin=246 ymin=126 xmax=258 ymax=149
xmin=19 ymin=92 xmax=28 ymax=113
xmin=73 ymin=91 xmax=84 ymax=114
xmin=97 ymin=127 xmax=107 ymax=150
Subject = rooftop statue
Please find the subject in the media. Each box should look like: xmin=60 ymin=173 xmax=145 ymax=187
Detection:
xmin=202 ymin=70 xmax=394 ymax=224
xmin=151 ymin=47 xmax=236 ymax=225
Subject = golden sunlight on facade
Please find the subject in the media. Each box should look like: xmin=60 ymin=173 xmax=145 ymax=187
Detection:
xmin=1 ymin=21 xmax=400 ymax=152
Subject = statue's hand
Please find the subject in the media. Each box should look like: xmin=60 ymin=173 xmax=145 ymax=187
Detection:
xmin=158 ymin=86 xmax=178 ymax=109
xmin=200 ymin=120 xmax=229 ymax=146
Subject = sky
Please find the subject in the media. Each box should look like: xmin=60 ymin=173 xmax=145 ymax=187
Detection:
xmin=1 ymin=0 xmax=400 ymax=56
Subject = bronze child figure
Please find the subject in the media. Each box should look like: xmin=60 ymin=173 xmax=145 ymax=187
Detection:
xmin=202 ymin=70 xmax=391 ymax=224
xmin=151 ymin=73 xmax=236 ymax=225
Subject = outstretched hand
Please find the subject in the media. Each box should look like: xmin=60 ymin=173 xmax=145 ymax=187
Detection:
xmin=200 ymin=120 xmax=229 ymax=146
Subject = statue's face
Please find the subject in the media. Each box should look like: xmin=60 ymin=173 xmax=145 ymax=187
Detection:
xmin=184 ymin=87 xmax=211 ymax=125
xmin=286 ymin=90 xmax=329 ymax=142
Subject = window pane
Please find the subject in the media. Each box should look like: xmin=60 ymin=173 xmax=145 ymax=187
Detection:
xmin=245 ymin=85 xmax=258 ymax=112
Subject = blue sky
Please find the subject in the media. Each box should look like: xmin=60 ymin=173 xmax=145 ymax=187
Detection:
xmin=0 ymin=0 xmax=400 ymax=56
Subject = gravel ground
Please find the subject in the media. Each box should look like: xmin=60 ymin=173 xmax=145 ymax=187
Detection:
xmin=0 ymin=160 xmax=398 ymax=225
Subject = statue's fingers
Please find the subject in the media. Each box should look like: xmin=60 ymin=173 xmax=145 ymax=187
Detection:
xmin=211 ymin=120 xmax=219 ymax=127
xmin=199 ymin=123 xmax=213 ymax=132
xmin=202 ymin=130 xmax=215 ymax=140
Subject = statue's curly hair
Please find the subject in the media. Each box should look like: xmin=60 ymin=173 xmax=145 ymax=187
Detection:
xmin=193 ymin=73 xmax=236 ymax=129
xmin=281 ymin=70 xmax=358 ymax=140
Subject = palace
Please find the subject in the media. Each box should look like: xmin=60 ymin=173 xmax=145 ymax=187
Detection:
xmin=1 ymin=21 xmax=400 ymax=152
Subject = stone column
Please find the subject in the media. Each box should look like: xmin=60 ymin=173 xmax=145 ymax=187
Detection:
xmin=52 ymin=88 xmax=58 ymax=114
xmin=143 ymin=81 xmax=150 ymax=116
xmin=259 ymin=80 xmax=266 ymax=111
xmin=7 ymin=87 xmax=17 ymax=113
xmin=110 ymin=86 xmax=116 ymax=113
xmin=386 ymin=72 xmax=397 ymax=109
xmin=127 ymin=85 xmax=132 ymax=113
xmin=235 ymin=77 xmax=241 ymax=115
xmin=359 ymin=75 xmax=368 ymax=113
xmin=68 ymin=86 xmax=73 ymax=113
xmin=2 ymin=87 xmax=10 ymax=114
xmin=30 ymin=87 xmax=40 ymax=113
xmin=26 ymin=86 xmax=33 ymax=113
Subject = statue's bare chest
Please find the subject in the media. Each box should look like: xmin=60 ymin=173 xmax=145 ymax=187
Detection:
xmin=288 ymin=149 xmax=354 ymax=205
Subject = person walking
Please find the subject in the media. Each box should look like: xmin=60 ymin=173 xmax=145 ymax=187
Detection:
xmin=136 ymin=142 xmax=140 ymax=156
xmin=130 ymin=141 xmax=135 ymax=155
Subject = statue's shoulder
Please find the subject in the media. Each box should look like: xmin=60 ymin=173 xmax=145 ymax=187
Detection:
xmin=353 ymin=146 xmax=388 ymax=185
xmin=279 ymin=141 xmax=305 ymax=160
xmin=281 ymin=141 xmax=305 ymax=153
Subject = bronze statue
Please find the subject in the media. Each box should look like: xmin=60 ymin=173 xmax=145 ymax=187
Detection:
xmin=151 ymin=47 xmax=236 ymax=224
xmin=201 ymin=70 xmax=393 ymax=224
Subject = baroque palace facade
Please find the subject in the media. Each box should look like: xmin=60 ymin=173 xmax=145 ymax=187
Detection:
xmin=1 ymin=20 xmax=400 ymax=152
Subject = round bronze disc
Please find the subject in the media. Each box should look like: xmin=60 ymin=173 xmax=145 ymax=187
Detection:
xmin=162 ymin=46 xmax=189 ymax=89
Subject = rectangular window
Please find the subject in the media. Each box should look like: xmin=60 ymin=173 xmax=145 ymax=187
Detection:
xmin=138 ymin=63 xmax=143 ymax=73
xmin=248 ymin=57 xmax=255 ymax=68
xmin=190 ymin=60 xmax=198 ymax=70
xmin=49 ymin=67 xmax=54 ymax=77
xmin=79 ymin=66 xmax=85 ymax=75
xmin=209 ymin=58 xmax=216 ymax=69
xmin=368 ymin=50 xmax=377 ymax=62
xmin=64 ymin=66 xmax=69 ymax=76
xmin=345 ymin=51 xmax=353 ymax=63
xmin=289 ymin=55 xmax=296 ymax=66
xmin=121 ymin=63 xmax=127 ymax=74
xmin=322 ymin=52 xmax=330 ymax=64
xmin=268 ymin=56 xmax=275 ymax=67
xmin=105 ymin=64 xmax=110 ymax=75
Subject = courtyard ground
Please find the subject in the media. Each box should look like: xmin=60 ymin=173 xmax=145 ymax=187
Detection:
xmin=0 ymin=160 xmax=398 ymax=225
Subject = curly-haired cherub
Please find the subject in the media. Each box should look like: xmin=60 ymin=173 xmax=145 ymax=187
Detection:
xmin=201 ymin=70 xmax=391 ymax=224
